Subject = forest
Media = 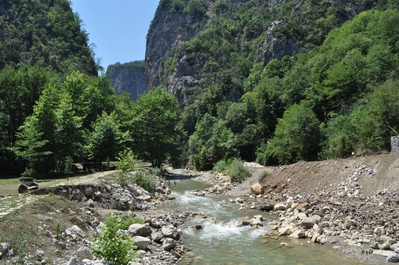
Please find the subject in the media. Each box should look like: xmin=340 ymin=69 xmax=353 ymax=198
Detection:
xmin=0 ymin=0 xmax=181 ymax=176
xmin=159 ymin=0 xmax=399 ymax=170
xmin=1 ymin=0 xmax=399 ymax=177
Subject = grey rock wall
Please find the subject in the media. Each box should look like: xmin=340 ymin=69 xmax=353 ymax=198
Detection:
xmin=107 ymin=61 xmax=147 ymax=101
xmin=391 ymin=136 xmax=399 ymax=154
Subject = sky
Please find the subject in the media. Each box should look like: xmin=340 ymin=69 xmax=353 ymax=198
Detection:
xmin=70 ymin=0 xmax=160 ymax=71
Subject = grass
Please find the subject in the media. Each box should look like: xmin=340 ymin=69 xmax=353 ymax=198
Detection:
xmin=0 ymin=195 xmax=99 ymax=263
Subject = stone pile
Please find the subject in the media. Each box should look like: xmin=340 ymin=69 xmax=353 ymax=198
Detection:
xmin=33 ymin=182 xmax=160 ymax=211
xmin=226 ymin=166 xmax=399 ymax=263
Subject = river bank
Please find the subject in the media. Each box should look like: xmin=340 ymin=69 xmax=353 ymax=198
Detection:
xmin=1 ymin=154 xmax=398 ymax=264
xmin=169 ymin=154 xmax=399 ymax=264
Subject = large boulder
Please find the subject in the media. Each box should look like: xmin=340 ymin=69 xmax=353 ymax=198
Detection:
xmin=301 ymin=217 xmax=315 ymax=229
xmin=386 ymin=253 xmax=399 ymax=263
xmin=274 ymin=203 xmax=287 ymax=211
xmin=161 ymin=225 xmax=181 ymax=240
xmin=251 ymin=183 xmax=264 ymax=195
xmin=77 ymin=247 xmax=93 ymax=260
xmin=133 ymin=236 xmax=151 ymax=250
xmin=259 ymin=199 xmax=276 ymax=211
xmin=163 ymin=238 xmax=176 ymax=251
xmin=129 ymin=224 xmax=151 ymax=237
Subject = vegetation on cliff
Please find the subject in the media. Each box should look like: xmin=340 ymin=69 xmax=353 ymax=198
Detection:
xmin=0 ymin=0 xmax=98 ymax=75
xmin=149 ymin=0 xmax=399 ymax=169
xmin=0 ymin=1 xmax=181 ymax=176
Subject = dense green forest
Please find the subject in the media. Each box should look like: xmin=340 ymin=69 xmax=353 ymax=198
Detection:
xmin=1 ymin=0 xmax=399 ymax=177
xmin=156 ymin=0 xmax=399 ymax=170
xmin=0 ymin=0 xmax=181 ymax=176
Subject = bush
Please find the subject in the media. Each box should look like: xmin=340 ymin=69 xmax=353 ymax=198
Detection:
xmin=116 ymin=150 xmax=135 ymax=187
xmin=213 ymin=160 xmax=228 ymax=173
xmin=116 ymin=211 xmax=144 ymax=230
xmin=132 ymin=171 xmax=157 ymax=195
xmin=92 ymin=213 xmax=137 ymax=265
xmin=227 ymin=158 xmax=250 ymax=182
xmin=258 ymin=170 xmax=269 ymax=182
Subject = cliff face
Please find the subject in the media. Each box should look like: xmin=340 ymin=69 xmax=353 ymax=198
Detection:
xmin=145 ymin=2 xmax=207 ymax=94
xmin=107 ymin=61 xmax=147 ymax=100
xmin=145 ymin=0 xmax=379 ymax=105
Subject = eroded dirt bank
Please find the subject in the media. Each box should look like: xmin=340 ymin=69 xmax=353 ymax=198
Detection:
xmin=220 ymin=153 xmax=399 ymax=264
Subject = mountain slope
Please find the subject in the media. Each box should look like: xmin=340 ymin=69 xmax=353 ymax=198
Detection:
xmin=145 ymin=0 xmax=399 ymax=169
xmin=0 ymin=0 xmax=98 ymax=75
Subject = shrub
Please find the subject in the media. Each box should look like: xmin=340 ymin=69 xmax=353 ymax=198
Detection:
xmin=132 ymin=171 xmax=157 ymax=195
xmin=92 ymin=213 xmax=137 ymax=265
xmin=227 ymin=158 xmax=250 ymax=182
xmin=258 ymin=170 xmax=269 ymax=182
xmin=116 ymin=150 xmax=135 ymax=187
xmin=116 ymin=211 xmax=144 ymax=230
xmin=213 ymin=160 xmax=228 ymax=173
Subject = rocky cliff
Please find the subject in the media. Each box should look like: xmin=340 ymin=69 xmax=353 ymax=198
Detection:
xmin=145 ymin=0 xmax=380 ymax=105
xmin=145 ymin=1 xmax=208 ymax=96
xmin=107 ymin=61 xmax=147 ymax=100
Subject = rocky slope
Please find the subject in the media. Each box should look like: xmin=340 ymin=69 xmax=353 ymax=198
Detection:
xmin=107 ymin=61 xmax=147 ymax=100
xmin=145 ymin=0 xmax=380 ymax=105
xmin=226 ymin=153 xmax=399 ymax=264
xmin=145 ymin=0 xmax=208 ymax=102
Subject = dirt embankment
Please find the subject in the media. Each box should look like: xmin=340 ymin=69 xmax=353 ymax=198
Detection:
xmin=258 ymin=154 xmax=399 ymax=197
xmin=228 ymin=153 xmax=399 ymax=265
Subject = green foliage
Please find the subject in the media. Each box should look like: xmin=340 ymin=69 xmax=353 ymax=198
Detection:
xmin=213 ymin=160 xmax=228 ymax=173
xmin=321 ymin=114 xmax=356 ymax=159
xmin=227 ymin=158 xmax=250 ymax=182
xmin=116 ymin=150 xmax=135 ymax=187
xmin=184 ymin=0 xmax=207 ymax=19
xmin=92 ymin=213 xmax=137 ymax=265
xmin=258 ymin=170 xmax=269 ymax=182
xmin=261 ymin=103 xmax=321 ymax=165
xmin=0 ymin=0 xmax=98 ymax=75
xmin=131 ymin=88 xmax=181 ymax=168
xmin=55 ymin=221 xmax=64 ymax=239
xmin=117 ymin=212 xmax=144 ymax=230
xmin=131 ymin=171 xmax=157 ymax=195
xmin=0 ymin=65 xmax=56 ymax=175
xmin=86 ymin=111 xmax=127 ymax=163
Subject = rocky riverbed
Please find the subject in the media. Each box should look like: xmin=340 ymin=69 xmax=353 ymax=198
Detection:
xmin=185 ymin=157 xmax=399 ymax=264
xmin=2 ymin=154 xmax=399 ymax=264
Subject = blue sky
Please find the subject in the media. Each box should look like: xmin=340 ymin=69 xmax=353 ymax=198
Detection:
xmin=70 ymin=0 xmax=159 ymax=70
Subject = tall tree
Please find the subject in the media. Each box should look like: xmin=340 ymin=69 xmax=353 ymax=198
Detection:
xmin=85 ymin=111 xmax=127 ymax=164
xmin=131 ymin=88 xmax=181 ymax=167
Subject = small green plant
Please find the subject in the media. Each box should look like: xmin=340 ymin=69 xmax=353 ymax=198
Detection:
xmin=117 ymin=150 xmax=135 ymax=187
xmin=64 ymin=156 xmax=74 ymax=173
xmin=16 ymin=236 xmax=27 ymax=264
xmin=10 ymin=200 xmax=18 ymax=208
xmin=55 ymin=221 xmax=64 ymax=239
xmin=259 ymin=170 xmax=269 ymax=182
xmin=117 ymin=211 xmax=144 ymax=229
xmin=228 ymin=158 xmax=251 ymax=182
xmin=92 ymin=213 xmax=137 ymax=265
xmin=106 ymin=156 xmax=111 ymax=170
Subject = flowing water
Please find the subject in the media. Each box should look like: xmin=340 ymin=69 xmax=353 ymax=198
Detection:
xmin=165 ymin=179 xmax=372 ymax=265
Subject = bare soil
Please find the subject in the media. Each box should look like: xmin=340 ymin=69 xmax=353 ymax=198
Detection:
xmin=258 ymin=153 xmax=399 ymax=196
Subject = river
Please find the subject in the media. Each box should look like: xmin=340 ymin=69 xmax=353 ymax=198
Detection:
xmin=163 ymin=179 xmax=373 ymax=265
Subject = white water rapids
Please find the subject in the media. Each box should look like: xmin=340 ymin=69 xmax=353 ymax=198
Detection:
xmin=164 ymin=179 xmax=371 ymax=265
